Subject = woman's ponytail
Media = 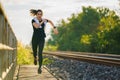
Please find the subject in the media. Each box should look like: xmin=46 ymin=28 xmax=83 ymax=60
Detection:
xmin=30 ymin=9 xmax=43 ymax=16
xmin=30 ymin=9 xmax=37 ymax=16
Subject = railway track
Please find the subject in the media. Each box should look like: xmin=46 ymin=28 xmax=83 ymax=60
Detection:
xmin=43 ymin=51 xmax=120 ymax=66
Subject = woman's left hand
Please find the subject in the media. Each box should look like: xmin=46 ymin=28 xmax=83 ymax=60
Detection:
xmin=53 ymin=28 xmax=59 ymax=34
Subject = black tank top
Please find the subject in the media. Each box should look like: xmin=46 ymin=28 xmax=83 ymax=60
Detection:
xmin=32 ymin=19 xmax=48 ymax=38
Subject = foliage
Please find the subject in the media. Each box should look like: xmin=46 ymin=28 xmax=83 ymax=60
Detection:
xmin=17 ymin=42 xmax=33 ymax=65
xmin=42 ymin=57 xmax=54 ymax=65
xmin=17 ymin=42 xmax=53 ymax=65
xmin=90 ymin=8 xmax=120 ymax=54
xmin=44 ymin=44 xmax=58 ymax=51
xmin=47 ymin=6 xmax=120 ymax=54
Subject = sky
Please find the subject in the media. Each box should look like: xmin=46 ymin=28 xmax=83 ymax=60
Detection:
xmin=0 ymin=0 xmax=119 ymax=45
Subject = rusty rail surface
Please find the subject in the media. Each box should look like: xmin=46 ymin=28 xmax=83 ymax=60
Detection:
xmin=44 ymin=51 xmax=120 ymax=66
xmin=0 ymin=2 xmax=17 ymax=80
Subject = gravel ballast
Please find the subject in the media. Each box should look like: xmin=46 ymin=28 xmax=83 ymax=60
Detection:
xmin=45 ymin=56 xmax=120 ymax=80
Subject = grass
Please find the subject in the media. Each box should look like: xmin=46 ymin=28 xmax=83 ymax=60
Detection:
xmin=17 ymin=42 xmax=54 ymax=65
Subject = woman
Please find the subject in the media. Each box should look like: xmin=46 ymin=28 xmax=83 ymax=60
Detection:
xmin=30 ymin=9 xmax=58 ymax=74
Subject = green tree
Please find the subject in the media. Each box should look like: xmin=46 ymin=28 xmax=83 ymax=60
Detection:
xmin=47 ymin=6 xmax=120 ymax=54
xmin=90 ymin=8 xmax=120 ymax=54
xmin=48 ymin=6 xmax=100 ymax=51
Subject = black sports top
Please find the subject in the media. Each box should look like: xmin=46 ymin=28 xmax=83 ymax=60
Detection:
xmin=32 ymin=18 xmax=48 ymax=38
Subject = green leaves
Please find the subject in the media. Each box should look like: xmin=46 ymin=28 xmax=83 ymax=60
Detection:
xmin=81 ymin=34 xmax=92 ymax=45
xmin=17 ymin=42 xmax=33 ymax=65
xmin=47 ymin=6 xmax=120 ymax=54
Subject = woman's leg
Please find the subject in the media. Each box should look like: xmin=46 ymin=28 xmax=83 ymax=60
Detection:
xmin=38 ymin=38 xmax=45 ymax=69
xmin=32 ymin=38 xmax=38 ymax=65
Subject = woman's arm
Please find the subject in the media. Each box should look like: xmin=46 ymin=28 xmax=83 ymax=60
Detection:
xmin=32 ymin=20 xmax=44 ymax=28
xmin=32 ymin=22 xmax=40 ymax=28
xmin=47 ymin=19 xmax=58 ymax=34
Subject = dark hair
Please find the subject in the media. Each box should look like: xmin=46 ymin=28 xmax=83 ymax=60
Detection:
xmin=30 ymin=9 xmax=43 ymax=16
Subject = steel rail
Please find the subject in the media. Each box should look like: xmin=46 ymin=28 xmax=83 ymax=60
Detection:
xmin=56 ymin=51 xmax=120 ymax=58
xmin=44 ymin=51 xmax=120 ymax=66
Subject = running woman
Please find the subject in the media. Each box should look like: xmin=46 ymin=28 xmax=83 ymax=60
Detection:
xmin=30 ymin=9 xmax=58 ymax=74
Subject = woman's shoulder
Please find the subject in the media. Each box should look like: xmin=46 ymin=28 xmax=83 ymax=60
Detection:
xmin=31 ymin=17 xmax=37 ymax=23
xmin=31 ymin=18 xmax=35 ymax=23
xmin=42 ymin=18 xmax=49 ymax=22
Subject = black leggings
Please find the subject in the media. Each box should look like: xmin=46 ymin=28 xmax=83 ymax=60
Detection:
xmin=32 ymin=37 xmax=45 ymax=68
